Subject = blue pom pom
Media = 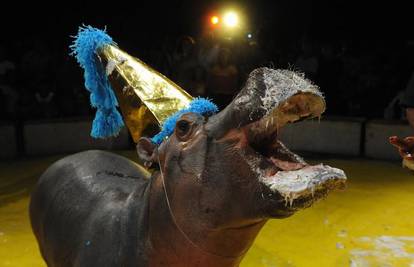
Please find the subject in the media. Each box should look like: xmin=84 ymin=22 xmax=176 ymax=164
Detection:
xmin=151 ymin=98 xmax=218 ymax=144
xmin=91 ymin=108 xmax=124 ymax=138
xmin=70 ymin=25 xmax=124 ymax=138
xmin=188 ymin=97 xmax=219 ymax=115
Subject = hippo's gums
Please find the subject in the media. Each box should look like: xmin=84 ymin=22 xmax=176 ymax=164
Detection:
xmin=30 ymin=68 xmax=347 ymax=267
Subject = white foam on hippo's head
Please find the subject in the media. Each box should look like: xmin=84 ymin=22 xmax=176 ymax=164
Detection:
xmin=260 ymin=69 xmax=323 ymax=115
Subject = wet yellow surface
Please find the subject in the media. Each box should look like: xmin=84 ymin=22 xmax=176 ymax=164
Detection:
xmin=1 ymin=152 xmax=413 ymax=267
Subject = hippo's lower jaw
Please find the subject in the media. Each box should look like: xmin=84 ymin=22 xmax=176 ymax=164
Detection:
xmin=243 ymin=91 xmax=347 ymax=214
xmin=261 ymin=165 xmax=346 ymax=211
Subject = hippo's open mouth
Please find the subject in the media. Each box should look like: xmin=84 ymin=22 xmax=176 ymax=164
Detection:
xmin=206 ymin=68 xmax=347 ymax=214
xmin=243 ymin=92 xmax=347 ymax=212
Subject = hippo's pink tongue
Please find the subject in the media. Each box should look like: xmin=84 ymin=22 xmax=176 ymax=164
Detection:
xmin=269 ymin=157 xmax=306 ymax=171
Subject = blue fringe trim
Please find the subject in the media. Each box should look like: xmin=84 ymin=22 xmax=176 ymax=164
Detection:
xmin=70 ymin=25 xmax=124 ymax=138
xmin=151 ymin=98 xmax=219 ymax=144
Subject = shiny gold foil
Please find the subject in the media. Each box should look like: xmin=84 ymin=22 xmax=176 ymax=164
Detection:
xmin=97 ymin=44 xmax=193 ymax=142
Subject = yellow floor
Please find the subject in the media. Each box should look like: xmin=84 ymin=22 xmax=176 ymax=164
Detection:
xmin=1 ymin=152 xmax=413 ymax=267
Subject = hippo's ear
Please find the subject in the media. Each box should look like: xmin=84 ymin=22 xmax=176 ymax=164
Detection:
xmin=137 ymin=137 xmax=157 ymax=167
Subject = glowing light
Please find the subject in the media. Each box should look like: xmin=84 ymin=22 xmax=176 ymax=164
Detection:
xmin=223 ymin=11 xmax=238 ymax=27
xmin=247 ymin=33 xmax=252 ymax=39
xmin=211 ymin=16 xmax=219 ymax=25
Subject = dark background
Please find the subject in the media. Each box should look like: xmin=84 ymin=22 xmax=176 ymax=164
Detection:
xmin=1 ymin=0 xmax=413 ymax=122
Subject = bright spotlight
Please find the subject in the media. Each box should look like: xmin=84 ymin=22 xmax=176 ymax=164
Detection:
xmin=211 ymin=16 xmax=219 ymax=25
xmin=223 ymin=11 xmax=238 ymax=27
xmin=247 ymin=33 xmax=252 ymax=39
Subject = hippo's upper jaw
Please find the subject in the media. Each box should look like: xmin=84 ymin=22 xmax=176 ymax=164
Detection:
xmin=207 ymin=68 xmax=347 ymax=217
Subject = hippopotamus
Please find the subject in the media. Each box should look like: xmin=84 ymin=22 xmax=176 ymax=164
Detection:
xmin=29 ymin=68 xmax=347 ymax=267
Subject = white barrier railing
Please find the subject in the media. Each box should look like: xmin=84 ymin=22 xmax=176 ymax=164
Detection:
xmin=279 ymin=117 xmax=363 ymax=156
xmin=0 ymin=123 xmax=17 ymax=159
xmin=365 ymin=120 xmax=413 ymax=160
xmin=1 ymin=117 xmax=413 ymax=159
xmin=23 ymin=118 xmax=130 ymax=156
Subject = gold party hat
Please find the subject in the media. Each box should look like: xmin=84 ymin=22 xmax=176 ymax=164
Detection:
xmin=98 ymin=45 xmax=193 ymax=142
xmin=71 ymin=25 xmax=194 ymax=142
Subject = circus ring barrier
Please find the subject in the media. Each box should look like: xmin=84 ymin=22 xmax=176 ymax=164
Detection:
xmin=1 ymin=118 xmax=414 ymax=266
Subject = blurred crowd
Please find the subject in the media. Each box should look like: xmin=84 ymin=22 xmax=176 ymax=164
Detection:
xmin=1 ymin=33 xmax=413 ymax=122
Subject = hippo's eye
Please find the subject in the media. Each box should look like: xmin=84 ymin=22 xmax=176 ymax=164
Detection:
xmin=176 ymin=120 xmax=191 ymax=139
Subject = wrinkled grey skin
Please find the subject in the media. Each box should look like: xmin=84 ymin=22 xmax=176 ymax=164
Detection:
xmin=30 ymin=68 xmax=346 ymax=267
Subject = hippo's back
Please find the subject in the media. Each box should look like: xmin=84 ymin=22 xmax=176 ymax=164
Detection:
xmin=29 ymin=150 xmax=151 ymax=267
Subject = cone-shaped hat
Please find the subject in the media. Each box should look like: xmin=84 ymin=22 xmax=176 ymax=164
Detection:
xmin=70 ymin=25 xmax=217 ymax=143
